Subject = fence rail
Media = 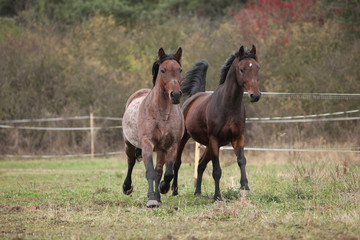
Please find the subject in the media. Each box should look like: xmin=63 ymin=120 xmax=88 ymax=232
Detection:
xmin=247 ymin=109 xmax=359 ymax=121
xmin=1 ymin=151 xmax=123 ymax=159
xmin=1 ymin=91 xmax=359 ymax=159
xmin=222 ymin=146 xmax=360 ymax=153
xmin=1 ymin=109 xmax=359 ymax=129
xmin=0 ymin=115 xmax=122 ymax=124
xmin=206 ymin=91 xmax=360 ymax=99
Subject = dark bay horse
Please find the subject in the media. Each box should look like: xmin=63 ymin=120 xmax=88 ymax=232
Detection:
xmin=122 ymin=48 xmax=184 ymax=207
xmin=172 ymin=45 xmax=261 ymax=201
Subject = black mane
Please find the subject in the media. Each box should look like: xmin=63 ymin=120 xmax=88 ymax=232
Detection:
xmin=152 ymin=53 xmax=181 ymax=86
xmin=219 ymin=49 xmax=257 ymax=85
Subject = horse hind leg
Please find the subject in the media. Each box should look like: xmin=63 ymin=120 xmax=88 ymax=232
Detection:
xmin=135 ymin=148 xmax=142 ymax=161
xmin=123 ymin=141 xmax=137 ymax=195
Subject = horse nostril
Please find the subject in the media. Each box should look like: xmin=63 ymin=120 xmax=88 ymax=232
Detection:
xmin=250 ymin=94 xmax=261 ymax=102
xmin=170 ymin=91 xmax=181 ymax=104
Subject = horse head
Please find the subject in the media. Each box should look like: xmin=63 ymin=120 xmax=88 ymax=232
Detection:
xmin=154 ymin=47 xmax=183 ymax=104
xmin=235 ymin=45 xmax=261 ymax=102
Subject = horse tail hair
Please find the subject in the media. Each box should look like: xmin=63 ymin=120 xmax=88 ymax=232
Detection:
xmin=181 ymin=60 xmax=208 ymax=97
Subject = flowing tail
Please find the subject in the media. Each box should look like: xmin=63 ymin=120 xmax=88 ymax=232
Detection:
xmin=181 ymin=60 xmax=208 ymax=97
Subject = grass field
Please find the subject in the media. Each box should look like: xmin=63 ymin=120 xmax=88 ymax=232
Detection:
xmin=0 ymin=152 xmax=359 ymax=239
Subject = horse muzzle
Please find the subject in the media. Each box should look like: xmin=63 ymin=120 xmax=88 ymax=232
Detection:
xmin=249 ymin=92 xmax=261 ymax=102
xmin=169 ymin=91 xmax=182 ymax=104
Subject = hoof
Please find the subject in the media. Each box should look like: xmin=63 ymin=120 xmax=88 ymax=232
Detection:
xmin=146 ymin=200 xmax=162 ymax=208
xmin=122 ymin=183 xmax=133 ymax=195
xmin=194 ymin=191 xmax=201 ymax=197
xmin=214 ymin=195 xmax=223 ymax=202
xmin=171 ymin=185 xmax=178 ymax=196
xmin=240 ymin=189 xmax=249 ymax=197
xmin=240 ymin=185 xmax=250 ymax=191
xmin=172 ymin=190 xmax=178 ymax=196
xmin=159 ymin=181 xmax=170 ymax=194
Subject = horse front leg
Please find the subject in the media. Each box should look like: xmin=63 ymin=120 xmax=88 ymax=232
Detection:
xmin=159 ymin=144 xmax=180 ymax=195
xmin=159 ymin=158 xmax=173 ymax=195
xmin=155 ymin=152 xmax=169 ymax=199
xmin=171 ymin=160 xmax=181 ymax=196
xmin=238 ymin=147 xmax=249 ymax=190
xmin=141 ymin=140 xmax=161 ymax=208
xmin=232 ymin=135 xmax=250 ymax=191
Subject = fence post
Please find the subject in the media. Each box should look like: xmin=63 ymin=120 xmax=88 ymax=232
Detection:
xmin=90 ymin=111 xmax=94 ymax=158
xmin=194 ymin=142 xmax=200 ymax=187
xmin=14 ymin=127 xmax=19 ymax=153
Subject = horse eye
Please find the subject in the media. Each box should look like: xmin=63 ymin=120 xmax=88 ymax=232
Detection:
xmin=240 ymin=69 xmax=244 ymax=73
xmin=161 ymin=69 xmax=165 ymax=74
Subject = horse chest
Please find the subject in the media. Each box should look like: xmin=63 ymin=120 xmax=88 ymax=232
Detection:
xmin=152 ymin=123 xmax=176 ymax=151
xmin=210 ymin=115 xmax=243 ymax=141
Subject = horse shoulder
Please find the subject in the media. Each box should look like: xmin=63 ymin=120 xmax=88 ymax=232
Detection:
xmin=182 ymin=93 xmax=210 ymax=120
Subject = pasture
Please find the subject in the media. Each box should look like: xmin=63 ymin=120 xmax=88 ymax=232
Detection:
xmin=1 ymin=152 xmax=359 ymax=239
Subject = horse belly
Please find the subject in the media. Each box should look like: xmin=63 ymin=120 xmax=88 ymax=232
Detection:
xmin=185 ymin=109 xmax=209 ymax=146
xmin=122 ymin=96 xmax=145 ymax=148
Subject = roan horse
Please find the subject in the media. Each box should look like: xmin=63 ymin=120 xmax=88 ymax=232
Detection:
xmin=172 ymin=45 xmax=261 ymax=201
xmin=122 ymin=48 xmax=184 ymax=207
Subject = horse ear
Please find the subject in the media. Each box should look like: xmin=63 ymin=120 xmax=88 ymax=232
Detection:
xmin=250 ymin=45 xmax=256 ymax=55
xmin=158 ymin=48 xmax=166 ymax=61
xmin=239 ymin=46 xmax=245 ymax=58
xmin=174 ymin=47 xmax=182 ymax=61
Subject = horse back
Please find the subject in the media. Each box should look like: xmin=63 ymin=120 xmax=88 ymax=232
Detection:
xmin=182 ymin=92 xmax=211 ymax=116
xmin=125 ymin=89 xmax=151 ymax=108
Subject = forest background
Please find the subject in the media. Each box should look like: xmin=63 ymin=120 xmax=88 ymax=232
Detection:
xmin=0 ymin=0 xmax=359 ymax=156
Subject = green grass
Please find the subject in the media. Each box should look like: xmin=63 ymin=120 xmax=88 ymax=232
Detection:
xmin=0 ymin=154 xmax=359 ymax=239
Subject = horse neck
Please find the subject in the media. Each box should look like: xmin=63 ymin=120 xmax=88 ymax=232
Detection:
xmin=149 ymin=81 xmax=173 ymax=118
xmin=216 ymin=62 xmax=244 ymax=108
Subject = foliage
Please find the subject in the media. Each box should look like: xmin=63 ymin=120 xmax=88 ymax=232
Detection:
xmin=227 ymin=0 xmax=360 ymax=146
xmin=229 ymin=0 xmax=319 ymax=47
xmin=0 ymin=0 xmax=241 ymax=26
xmin=0 ymin=0 xmax=359 ymax=154
xmin=321 ymin=0 xmax=360 ymax=37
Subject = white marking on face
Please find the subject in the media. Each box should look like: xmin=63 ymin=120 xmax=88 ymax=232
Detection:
xmin=249 ymin=63 xmax=252 ymax=67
